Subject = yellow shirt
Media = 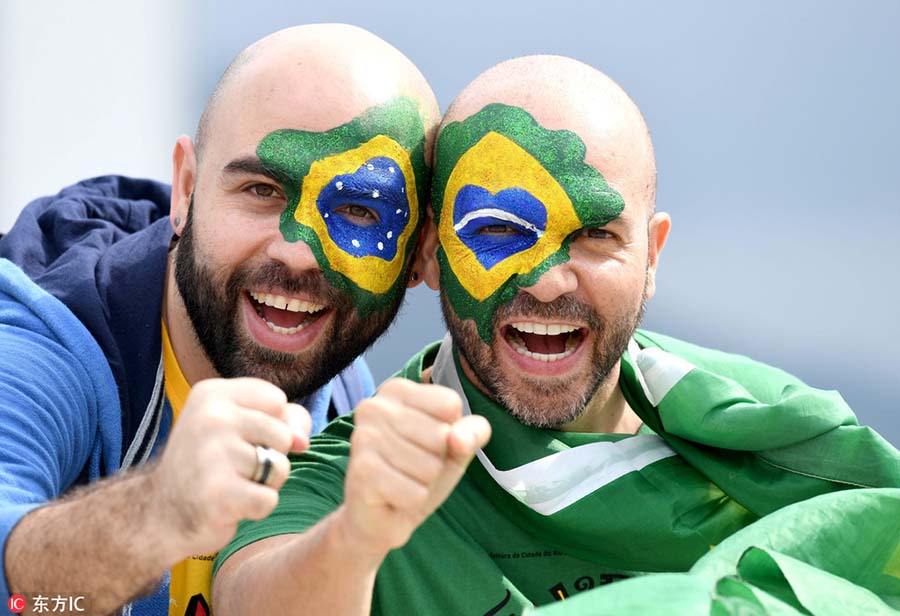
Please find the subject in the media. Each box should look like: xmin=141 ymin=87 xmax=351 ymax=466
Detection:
xmin=162 ymin=321 xmax=215 ymax=616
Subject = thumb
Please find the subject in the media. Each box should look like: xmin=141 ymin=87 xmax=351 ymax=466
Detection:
xmin=284 ymin=402 xmax=312 ymax=453
xmin=447 ymin=415 xmax=491 ymax=463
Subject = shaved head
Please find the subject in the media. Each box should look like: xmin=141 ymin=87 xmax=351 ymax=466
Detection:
xmin=427 ymin=55 xmax=670 ymax=429
xmin=195 ymin=23 xmax=439 ymax=163
xmin=167 ymin=24 xmax=440 ymax=399
xmin=441 ymin=55 xmax=656 ymax=215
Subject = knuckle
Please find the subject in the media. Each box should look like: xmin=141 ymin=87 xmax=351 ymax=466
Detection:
xmin=381 ymin=377 xmax=417 ymax=398
xmin=354 ymin=399 xmax=376 ymax=422
xmin=423 ymin=423 xmax=450 ymax=453
xmin=270 ymin=424 xmax=293 ymax=453
xmin=356 ymin=396 xmax=391 ymax=423
xmin=430 ymin=385 xmax=463 ymax=419
xmin=418 ymin=454 xmax=444 ymax=483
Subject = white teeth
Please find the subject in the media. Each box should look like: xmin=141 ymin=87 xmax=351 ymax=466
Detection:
xmin=264 ymin=320 xmax=310 ymax=336
xmin=510 ymin=322 xmax=578 ymax=335
xmin=505 ymin=328 xmax=579 ymax=363
xmin=249 ymin=291 xmax=325 ymax=314
xmin=509 ymin=343 xmax=577 ymax=363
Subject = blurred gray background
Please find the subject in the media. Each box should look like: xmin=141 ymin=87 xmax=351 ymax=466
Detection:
xmin=2 ymin=0 xmax=897 ymax=444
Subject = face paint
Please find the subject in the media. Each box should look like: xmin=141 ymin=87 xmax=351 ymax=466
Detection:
xmin=432 ymin=104 xmax=626 ymax=341
xmin=257 ymin=97 xmax=428 ymax=316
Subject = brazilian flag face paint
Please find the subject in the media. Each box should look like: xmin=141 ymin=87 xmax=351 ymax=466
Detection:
xmin=432 ymin=104 xmax=626 ymax=342
xmin=257 ymin=97 xmax=429 ymax=316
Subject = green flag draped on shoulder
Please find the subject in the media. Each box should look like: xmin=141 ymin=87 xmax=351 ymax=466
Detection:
xmin=428 ymin=332 xmax=900 ymax=613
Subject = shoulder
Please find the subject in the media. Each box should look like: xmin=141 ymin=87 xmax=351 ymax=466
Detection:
xmin=635 ymin=329 xmax=806 ymax=396
xmin=0 ymin=259 xmax=122 ymax=469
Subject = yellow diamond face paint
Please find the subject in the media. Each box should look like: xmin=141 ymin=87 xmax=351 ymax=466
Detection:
xmin=295 ymin=135 xmax=418 ymax=296
xmin=257 ymin=97 xmax=429 ymax=316
xmin=439 ymin=131 xmax=581 ymax=302
xmin=432 ymin=104 xmax=626 ymax=341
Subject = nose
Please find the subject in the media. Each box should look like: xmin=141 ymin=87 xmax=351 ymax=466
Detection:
xmin=519 ymin=260 xmax=579 ymax=303
xmin=265 ymin=233 xmax=323 ymax=274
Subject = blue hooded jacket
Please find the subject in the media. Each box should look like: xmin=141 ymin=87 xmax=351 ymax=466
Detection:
xmin=0 ymin=176 xmax=374 ymax=608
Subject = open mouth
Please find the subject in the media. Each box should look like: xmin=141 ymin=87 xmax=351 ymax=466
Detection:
xmin=247 ymin=290 xmax=328 ymax=336
xmin=502 ymin=321 xmax=586 ymax=363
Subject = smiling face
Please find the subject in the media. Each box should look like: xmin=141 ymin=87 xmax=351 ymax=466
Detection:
xmin=430 ymin=97 xmax=665 ymax=427
xmin=166 ymin=25 xmax=439 ymax=397
xmin=173 ymin=97 xmax=429 ymax=399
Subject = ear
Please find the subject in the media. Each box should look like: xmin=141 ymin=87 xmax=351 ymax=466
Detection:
xmin=170 ymin=135 xmax=197 ymax=236
xmin=644 ymin=212 xmax=671 ymax=300
xmin=412 ymin=208 xmax=441 ymax=291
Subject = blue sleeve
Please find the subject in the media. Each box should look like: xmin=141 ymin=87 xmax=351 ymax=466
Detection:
xmin=354 ymin=356 xmax=376 ymax=399
xmin=0 ymin=259 xmax=121 ymax=597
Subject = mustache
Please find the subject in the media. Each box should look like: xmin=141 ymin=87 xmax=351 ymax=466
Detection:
xmin=493 ymin=292 xmax=603 ymax=330
xmin=228 ymin=261 xmax=348 ymax=306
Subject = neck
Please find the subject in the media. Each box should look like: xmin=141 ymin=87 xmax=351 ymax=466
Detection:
xmin=163 ymin=251 xmax=219 ymax=386
xmin=558 ymin=362 xmax=642 ymax=434
xmin=455 ymin=348 xmax=642 ymax=435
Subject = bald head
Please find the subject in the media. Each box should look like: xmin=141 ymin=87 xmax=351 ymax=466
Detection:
xmin=441 ymin=55 xmax=656 ymax=214
xmin=195 ymin=24 xmax=439 ymax=164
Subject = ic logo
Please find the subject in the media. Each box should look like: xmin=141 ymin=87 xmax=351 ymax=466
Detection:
xmin=7 ymin=594 xmax=26 ymax=613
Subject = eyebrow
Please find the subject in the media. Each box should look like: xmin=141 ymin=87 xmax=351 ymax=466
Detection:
xmin=222 ymin=155 xmax=272 ymax=177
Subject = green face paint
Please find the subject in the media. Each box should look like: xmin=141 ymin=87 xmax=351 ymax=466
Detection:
xmin=431 ymin=103 xmax=625 ymax=341
xmin=257 ymin=97 xmax=429 ymax=316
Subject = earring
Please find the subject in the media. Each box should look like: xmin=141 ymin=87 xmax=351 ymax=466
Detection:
xmin=411 ymin=272 xmax=419 ymax=281
xmin=174 ymin=216 xmax=181 ymax=227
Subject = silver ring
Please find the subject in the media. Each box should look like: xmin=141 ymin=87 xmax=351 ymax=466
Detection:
xmin=251 ymin=445 xmax=275 ymax=485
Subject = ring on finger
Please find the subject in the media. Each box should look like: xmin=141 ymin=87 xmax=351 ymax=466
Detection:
xmin=251 ymin=445 xmax=276 ymax=485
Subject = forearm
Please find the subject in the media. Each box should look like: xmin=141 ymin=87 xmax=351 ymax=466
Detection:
xmin=5 ymin=466 xmax=180 ymax=615
xmin=213 ymin=506 xmax=383 ymax=616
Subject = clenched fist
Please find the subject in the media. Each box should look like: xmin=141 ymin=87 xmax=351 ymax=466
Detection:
xmin=339 ymin=378 xmax=491 ymax=557
xmin=149 ymin=377 xmax=311 ymax=560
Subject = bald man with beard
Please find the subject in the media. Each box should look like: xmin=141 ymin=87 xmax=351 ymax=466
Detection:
xmin=213 ymin=55 xmax=900 ymax=615
xmin=0 ymin=24 xmax=438 ymax=615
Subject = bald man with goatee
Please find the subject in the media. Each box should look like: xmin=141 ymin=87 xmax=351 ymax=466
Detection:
xmin=213 ymin=56 xmax=900 ymax=615
xmin=0 ymin=24 xmax=438 ymax=615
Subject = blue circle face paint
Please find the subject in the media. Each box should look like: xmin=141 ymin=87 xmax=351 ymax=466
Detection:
xmin=452 ymin=185 xmax=547 ymax=271
xmin=315 ymin=156 xmax=411 ymax=261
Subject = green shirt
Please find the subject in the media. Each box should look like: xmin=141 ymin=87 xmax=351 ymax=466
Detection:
xmin=214 ymin=330 xmax=900 ymax=615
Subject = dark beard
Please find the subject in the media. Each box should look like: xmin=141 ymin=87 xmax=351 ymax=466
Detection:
xmin=174 ymin=201 xmax=405 ymax=400
xmin=440 ymin=288 xmax=644 ymax=428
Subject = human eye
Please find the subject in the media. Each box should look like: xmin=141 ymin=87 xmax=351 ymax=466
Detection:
xmin=582 ymin=227 xmax=615 ymax=240
xmin=335 ymin=203 xmax=381 ymax=226
xmin=477 ymin=223 xmax=523 ymax=236
xmin=246 ymin=183 xmax=282 ymax=199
